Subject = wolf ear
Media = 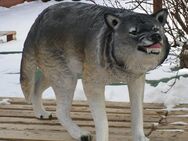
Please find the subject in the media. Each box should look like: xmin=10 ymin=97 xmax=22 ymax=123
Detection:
xmin=152 ymin=9 xmax=168 ymax=26
xmin=104 ymin=14 xmax=120 ymax=30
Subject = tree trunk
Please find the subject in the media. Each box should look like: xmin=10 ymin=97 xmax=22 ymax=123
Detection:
xmin=153 ymin=0 xmax=162 ymax=13
xmin=180 ymin=44 xmax=188 ymax=68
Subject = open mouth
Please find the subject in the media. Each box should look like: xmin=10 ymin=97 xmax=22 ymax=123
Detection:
xmin=138 ymin=43 xmax=162 ymax=55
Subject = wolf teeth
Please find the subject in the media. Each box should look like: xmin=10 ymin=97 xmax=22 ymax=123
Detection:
xmin=146 ymin=48 xmax=161 ymax=54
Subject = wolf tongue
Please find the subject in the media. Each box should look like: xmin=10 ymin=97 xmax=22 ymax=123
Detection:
xmin=147 ymin=43 xmax=161 ymax=48
xmin=145 ymin=43 xmax=162 ymax=54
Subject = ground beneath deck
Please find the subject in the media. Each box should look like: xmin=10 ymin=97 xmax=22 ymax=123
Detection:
xmin=0 ymin=97 xmax=188 ymax=141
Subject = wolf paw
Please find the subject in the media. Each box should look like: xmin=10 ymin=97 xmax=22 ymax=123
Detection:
xmin=145 ymin=137 xmax=150 ymax=141
xmin=80 ymin=134 xmax=92 ymax=141
xmin=35 ymin=111 xmax=52 ymax=120
xmin=137 ymin=136 xmax=150 ymax=141
xmin=39 ymin=113 xmax=53 ymax=120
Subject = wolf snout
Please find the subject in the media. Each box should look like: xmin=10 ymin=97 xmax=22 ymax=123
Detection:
xmin=149 ymin=33 xmax=162 ymax=43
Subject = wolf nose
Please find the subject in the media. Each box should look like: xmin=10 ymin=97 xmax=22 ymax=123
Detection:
xmin=150 ymin=33 xmax=162 ymax=42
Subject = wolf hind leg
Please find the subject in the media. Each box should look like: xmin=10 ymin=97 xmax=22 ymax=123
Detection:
xmin=31 ymin=71 xmax=52 ymax=119
xmin=52 ymin=76 xmax=91 ymax=141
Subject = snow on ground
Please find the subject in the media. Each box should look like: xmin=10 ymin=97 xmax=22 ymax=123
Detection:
xmin=0 ymin=98 xmax=11 ymax=105
xmin=0 ymin=0 xmax=188 ymax=109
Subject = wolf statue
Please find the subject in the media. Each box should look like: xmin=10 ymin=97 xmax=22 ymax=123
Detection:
xmin=20 ymin=2 xmax=169 ymax=141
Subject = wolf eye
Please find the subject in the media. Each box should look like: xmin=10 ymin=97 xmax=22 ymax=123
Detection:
xmin=129 ymin=27 xmax=138 ymax=35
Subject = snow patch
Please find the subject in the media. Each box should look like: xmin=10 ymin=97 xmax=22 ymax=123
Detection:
xmin=171 ymin=122 xmax=188 ymax=126
xmin=0 ymin=99 xmax=12 ymax=105
xmin=163 ymin=107 xmax=188 ymax=112
xmin=158 ymin=129 xmax=184 ymax=132
xmin=176 ymin=115 xmax=188 ymax=117
xmin=0 ymin=0 xmax=188 ymax=107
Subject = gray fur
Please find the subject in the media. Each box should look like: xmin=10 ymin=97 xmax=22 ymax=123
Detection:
xmin=20 ymin=2 xmax=170 ymax=141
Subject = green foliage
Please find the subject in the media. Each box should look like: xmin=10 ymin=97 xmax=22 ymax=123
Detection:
xmin=108 ymin=74 xmax=188 ymax=87
xmin=35 ymin=69 xmax=42 ymax=81
xmin=146 ymin=74 xmax=188 ymax=87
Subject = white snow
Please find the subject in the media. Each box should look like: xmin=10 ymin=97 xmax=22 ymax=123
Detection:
xmin=171 ymin=122 xmax=188 ymax=126
xmin=176 ymin=115 xmax=188 ymax=117
xmin=0 ymin=98 xmax=12 ymax=105
xmin=153 ymin=123 xmax=159 ymax=127
xmin=165 ymin=107 xmax=188 ymax=112
xmin=157 ymin=129 xmax=184 ymax=132
xmin=0 ymin=0 xmax=188 ymax=109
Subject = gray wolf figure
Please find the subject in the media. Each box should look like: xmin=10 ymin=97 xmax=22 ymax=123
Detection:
xmin=20 ymin=2 xmax=169 ymax=141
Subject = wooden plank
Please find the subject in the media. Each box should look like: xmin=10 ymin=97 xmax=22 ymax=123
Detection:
xmin=0 ymin=129 xmax=75 ymax=141
xmin=0 ymin=104 xmax=168 ymax=115
xmin=0 ymin=109 xmax=166 ymax=122
xmin=0 ymin=122 xmax=187 ymax=140
xmin=0 ymin=117 xmax=153 ymax=129
xmin=0 ymin=97 xmax=165 ymax=109
xmin=1 ymin=103 xmax=187 ymax=116
xmin=0 ymin=124 xmax=187 ymax=141
xmin=0 ymin=98 xmax=188 ymax=141
xmin=153 ymin=0 xmax=162 ymax=13
xmin=0 ymin=109 xmax=187 ymax=127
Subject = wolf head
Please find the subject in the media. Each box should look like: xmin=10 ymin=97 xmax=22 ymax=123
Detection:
xmin=99 ymin=9 xmax=170 ymax=73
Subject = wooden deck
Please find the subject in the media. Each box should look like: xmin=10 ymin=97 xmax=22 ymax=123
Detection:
xmin=0 ymin=97 xmax=188 ymax=141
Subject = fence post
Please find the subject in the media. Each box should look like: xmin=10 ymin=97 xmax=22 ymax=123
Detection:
xmin=153 ymin=0 xmax=162 ymax=13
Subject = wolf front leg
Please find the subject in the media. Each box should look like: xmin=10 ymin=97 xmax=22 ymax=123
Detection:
xmin=82 ymin=80 xmax=108 ymax=141
xmin=128 ymin=74 xmax=149 ymax=141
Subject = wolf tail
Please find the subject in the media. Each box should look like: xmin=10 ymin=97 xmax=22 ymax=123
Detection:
xmin=20 ymin=8 xmax=48 ymax=103
xmin=20 ymin=37 xmax=37 ymax=103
